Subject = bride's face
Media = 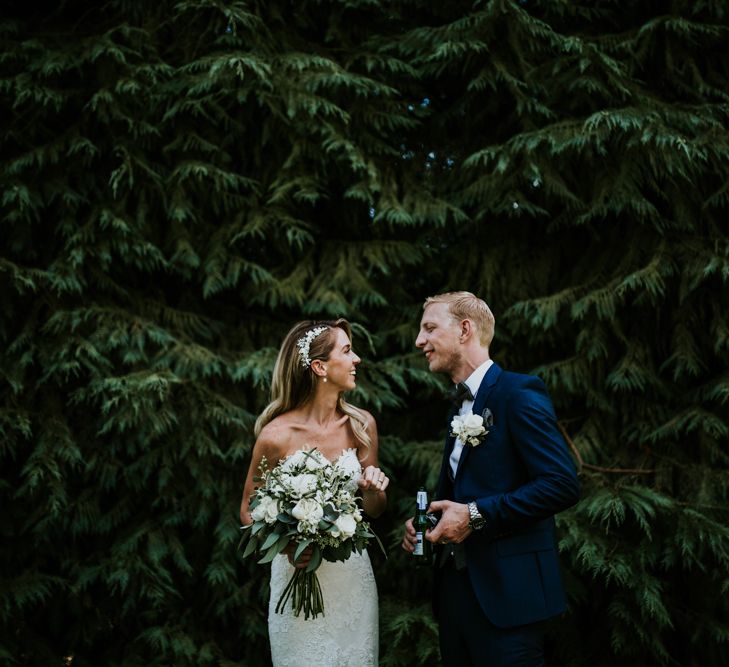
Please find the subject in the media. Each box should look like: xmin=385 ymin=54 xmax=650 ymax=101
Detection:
xmin=324 ymin=328 xmax=361 ymax=391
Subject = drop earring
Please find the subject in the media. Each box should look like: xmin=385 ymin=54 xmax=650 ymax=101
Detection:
xmin=322 ymin=376 xmax=328 ymax=383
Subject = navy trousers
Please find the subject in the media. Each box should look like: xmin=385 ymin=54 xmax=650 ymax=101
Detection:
xmin=437 ymin=562 xmax=545 ymax=666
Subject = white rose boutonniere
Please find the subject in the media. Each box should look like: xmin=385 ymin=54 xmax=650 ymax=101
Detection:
xmin=450 ymin=408 xmax=493 ymax=447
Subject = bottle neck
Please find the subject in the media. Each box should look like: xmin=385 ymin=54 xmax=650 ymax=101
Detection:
xmin=416 ymin=490 xmax=428 ymax=510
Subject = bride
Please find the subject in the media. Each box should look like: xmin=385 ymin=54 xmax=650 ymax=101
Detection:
xmin=239 ymin=319 xmax=389 ymax=667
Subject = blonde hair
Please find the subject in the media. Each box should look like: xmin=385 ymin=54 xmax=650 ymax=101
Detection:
xmin=424 ymin=291 xmax=495 ymax=347
xmin=254 ymin=319 xmax=371 ymax=454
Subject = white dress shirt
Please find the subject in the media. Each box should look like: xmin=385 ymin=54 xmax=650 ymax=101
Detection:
xmin=449 ymin=359 xmax=494 ymax=477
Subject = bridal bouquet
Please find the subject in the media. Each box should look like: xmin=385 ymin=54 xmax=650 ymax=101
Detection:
xmin=239 ymin=447 xmax=383 ymax=619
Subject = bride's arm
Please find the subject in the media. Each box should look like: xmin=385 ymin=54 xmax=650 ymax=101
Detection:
xmin=357 ymin=413 xmax=388 ymax=519
xmin=240 ymin=424 xmax=313 ymax=569
xmin=240 ymin=430 xmax=278 ymax=525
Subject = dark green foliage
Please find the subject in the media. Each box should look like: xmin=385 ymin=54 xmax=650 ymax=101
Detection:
xmin=1 ymin=1 xmax=728 ymax=665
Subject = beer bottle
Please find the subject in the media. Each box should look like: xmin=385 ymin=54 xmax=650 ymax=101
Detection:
xmin=413 ymin=487 xmax=432 ymax=561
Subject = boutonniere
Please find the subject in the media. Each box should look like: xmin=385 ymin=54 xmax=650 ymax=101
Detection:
xmin=450 ymin=408 xmax=493 ymax=447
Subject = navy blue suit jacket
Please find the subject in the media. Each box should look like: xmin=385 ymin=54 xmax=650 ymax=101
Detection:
xmin=435 ymin=363 xmax=579 ymax=629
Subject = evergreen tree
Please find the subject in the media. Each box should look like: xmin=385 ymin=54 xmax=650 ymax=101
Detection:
xmin=1 ymin=1 xmax=422 ymax=664
xmin=384 ymin=2 xmax=729 ymax=665
xmin=1 ymin=1 xmax=728 ymax=666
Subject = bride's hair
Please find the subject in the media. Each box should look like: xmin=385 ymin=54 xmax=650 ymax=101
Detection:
xmin=254 ymin=318 xmax=371 ymax=455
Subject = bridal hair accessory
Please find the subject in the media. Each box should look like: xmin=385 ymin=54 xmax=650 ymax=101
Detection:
xmin=296 ymin=326 xmax=329 ymax=367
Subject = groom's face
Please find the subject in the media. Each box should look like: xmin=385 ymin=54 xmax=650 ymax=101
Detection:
xmin=415 ymin=302 xmax=462 ymax=377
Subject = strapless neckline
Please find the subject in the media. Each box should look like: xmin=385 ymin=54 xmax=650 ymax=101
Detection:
xmin=283 ymin=446 xmax=359 ymax=465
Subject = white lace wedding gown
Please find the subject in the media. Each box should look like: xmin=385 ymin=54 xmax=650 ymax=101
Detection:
xmin=267 ymin=452 xmax=379 ymax=667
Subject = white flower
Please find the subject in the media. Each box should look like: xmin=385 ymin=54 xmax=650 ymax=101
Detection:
xmin=268 ymin=472 xmax=289 ymax=493
xmin=304 ymin=450 xmax=329 ymax=471
xmin=280 ymin=450 xmax=308 ymax=472
xmin=451 ymin=411 xmax=488 ymax=447
xmin=331 ymin=513 xmax=357 ymax=538
xmin=251 ymin=495 xmax=279 ymax=524
xmin=316 ymin=488 xmax=333 ymax=504
xmin=286 ymin=473 xmax=318 ymax=498
xmin=335 ymin=489 xmax=354 ymax=504
xmin=462 ymin=413 xmax=484 ymax=431
xmin=334 ymin=449 xmax=361 ymax=478
xmin=291 ymin=498 xmax=324 ymax=525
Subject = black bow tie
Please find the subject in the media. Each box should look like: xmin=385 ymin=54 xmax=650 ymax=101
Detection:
xmin=449 ymin=382 xmax=474 ymax=407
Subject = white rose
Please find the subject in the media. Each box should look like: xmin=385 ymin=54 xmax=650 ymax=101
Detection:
xmin=280 ymin=450 xmax=307 ymax=472
xmin=331 ymin=513 xmax=357 ymax=539
xmin=304 ymin=450 xmax=329 ymax=471
xmin=451 ymin=412 xmax=486 ymax=446
xmin=450 ymin=414 xmax=464 ymax=432
xmin=334 ymin=449 xmax=361 ymax=478
xmin=287 ymin=473 xmax=318 ymax=498
xmin=291 ymin=498 xmax=324 ymax=525
xmin=250 ymin=495 xmax=279 ymax=524
xmin=462 ymin=413 xmax=485 ymax=433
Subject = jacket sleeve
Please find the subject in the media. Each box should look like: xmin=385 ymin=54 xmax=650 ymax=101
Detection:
xmin=476 ymin=375 xmax=580 ymax=534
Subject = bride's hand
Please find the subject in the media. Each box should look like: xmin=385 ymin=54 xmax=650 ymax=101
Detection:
xmin=284 ymin=542 xmax=312 ymax=570
xmin=359 ymin=465 xmax=389 ymax=494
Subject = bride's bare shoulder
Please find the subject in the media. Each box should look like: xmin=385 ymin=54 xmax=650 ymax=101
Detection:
xmin=256 ymin=414 xmax=299 ymax=458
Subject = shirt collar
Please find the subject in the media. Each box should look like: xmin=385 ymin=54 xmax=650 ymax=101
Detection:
xmin=463 ymin=359 xmax=493 ymax=398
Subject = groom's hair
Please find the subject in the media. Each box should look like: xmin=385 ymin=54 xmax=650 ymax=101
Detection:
xmin=424 ymin=291 xmax=495 ymax=347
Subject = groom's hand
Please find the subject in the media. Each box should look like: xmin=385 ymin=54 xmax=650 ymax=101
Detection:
xmin=401 ymin=517 xmax=418 ymax=552
xmin=425 ymin=500 xmax=472 ymax=544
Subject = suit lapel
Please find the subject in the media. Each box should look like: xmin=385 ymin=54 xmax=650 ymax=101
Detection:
xmin=454 ymin=363 xmax=502 ymax=480
xmin=436 ymin=405 xmax=459 ymax=499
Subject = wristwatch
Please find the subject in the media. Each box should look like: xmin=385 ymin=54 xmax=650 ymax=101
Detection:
xmin=467 ymin=501 xmax=485 ymax=531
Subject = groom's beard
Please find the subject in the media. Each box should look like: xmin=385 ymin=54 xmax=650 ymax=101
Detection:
xmin=432 ymin=348 xmax=462 ymax=378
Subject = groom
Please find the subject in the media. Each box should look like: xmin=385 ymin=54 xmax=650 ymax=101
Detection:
xmin=402 ymin=291 xmax=579 ymax=666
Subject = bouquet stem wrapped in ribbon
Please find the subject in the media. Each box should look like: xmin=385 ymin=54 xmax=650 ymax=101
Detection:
xmin=239 ymin=448 xmax=384 ymax=620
